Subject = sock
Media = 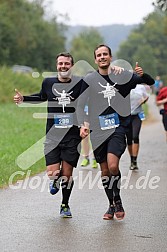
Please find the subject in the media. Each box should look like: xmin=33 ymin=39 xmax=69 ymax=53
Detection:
xmin=131 ymin=156 xmax=134 ymax=163
xmin=102 ymin=176 xmax=113 ymax=205
xmin=61 ymin=179 xmax=74 ymax=205
xmin=113 ymin=171 xmax=121 ymax=202
xmin=133 ymin=156 xmax=137 ymax=166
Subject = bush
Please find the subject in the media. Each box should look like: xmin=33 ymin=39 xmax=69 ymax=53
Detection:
xmin=0 ymin=66 xmax=43 ymax=103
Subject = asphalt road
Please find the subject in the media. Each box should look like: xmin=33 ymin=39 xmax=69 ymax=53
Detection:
xmin=0 ymin=95 xmax=167 ymax=252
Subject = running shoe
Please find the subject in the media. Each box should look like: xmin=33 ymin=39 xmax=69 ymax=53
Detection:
xmin=129 ymin=163 xmax=135 ymax=170
xmin=81 ymin=158 xmax=90 ymax=167
xmin=129 ymin=162 xmax=138 ymax=170
xmin=103 ymin=205 xmax=115 ymax=220
xmin=92 ymin=159 xmax=98 ymax=168
xmin=133 ymin=162 xmax=139 ymax=170
xmin=60 ymin=204 xmax=72 ymax=218
xmin=49 ymin=179 xmax=60 ymax=195
xmin=114 ymin=200 xmax=125 ymax=220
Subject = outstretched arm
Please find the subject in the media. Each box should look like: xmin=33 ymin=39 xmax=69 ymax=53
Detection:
xmin=14 ymin=79 xmax=47 ymax=104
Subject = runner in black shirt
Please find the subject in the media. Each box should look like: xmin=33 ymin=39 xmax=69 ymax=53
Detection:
xmin=14 ymin=52 xmax=83 ymax=218
xmin=78 ymin=45 xmax=154 ymax=221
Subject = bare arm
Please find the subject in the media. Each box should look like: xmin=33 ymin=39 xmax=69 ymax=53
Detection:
xmin=156 ymin=97 xmax=167 ymax=106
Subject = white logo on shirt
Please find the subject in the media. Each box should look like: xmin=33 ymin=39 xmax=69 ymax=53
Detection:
xmin=53 ymin=89 xmax=74 ymax=112
xmin=98 ymin=82 xmax=118 ymax=106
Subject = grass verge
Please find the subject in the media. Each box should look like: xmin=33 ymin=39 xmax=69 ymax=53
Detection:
xmin=0 ymin=103 xmax=46 ymax=188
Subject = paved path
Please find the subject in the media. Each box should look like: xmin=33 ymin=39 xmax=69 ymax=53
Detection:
xmin=0 ymin=95 xmax=167 ymax=252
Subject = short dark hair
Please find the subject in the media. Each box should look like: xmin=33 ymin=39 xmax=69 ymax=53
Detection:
xmin=94 ymin=44 xmax=112 ymax=58
xmin=56 ymin=52 xmax=74 ymax=65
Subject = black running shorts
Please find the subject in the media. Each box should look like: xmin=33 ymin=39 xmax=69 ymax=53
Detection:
xmin=162 ymin=113 xmax=167 ymax=131
xmin=44 ymin=138 xmax=81 ymax=167
xmin=93 ymin=131 xmax=126 ymax=163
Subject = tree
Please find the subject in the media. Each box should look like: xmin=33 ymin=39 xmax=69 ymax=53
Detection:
xmin=153 ymin=0 xmax=167 ymax=11
xmin=70 ymin=28 xmax=104 ymax=70
xmin=117 ymin=11 xmax=167 ymax=80
xmin=0 ymin=0 xmax=66 ymax=71
xmin=132 ymin=44 xmax=157 ymax=77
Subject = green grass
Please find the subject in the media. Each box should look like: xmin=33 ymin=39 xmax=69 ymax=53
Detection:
xmin=0 ymin=66 xmax=43 ymax=103
xmin=142 ymin=103 xmax=148 ymax=117
xmin=0 ymin=103 xmax=47 ymax=188
xmin=0 ymin=66 xmax=47 ymax=188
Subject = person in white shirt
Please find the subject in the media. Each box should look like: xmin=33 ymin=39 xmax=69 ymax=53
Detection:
xmin=126 ymin=84 xmax=149 ymax=170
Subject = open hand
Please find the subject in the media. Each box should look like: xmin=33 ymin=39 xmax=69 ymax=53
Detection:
xmin=111 ymin=65 xmax=124 ymax=75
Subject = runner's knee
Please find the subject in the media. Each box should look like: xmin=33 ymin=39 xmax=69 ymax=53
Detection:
xmin=108 ymin=163 xmax=119 ymax=175
xmin=46 ymin=166 xmax=60 ymax=179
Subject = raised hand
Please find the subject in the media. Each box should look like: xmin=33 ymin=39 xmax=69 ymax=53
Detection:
xmin=111 ymin=65 xmax=124 ymax=75
xmin=134 ymin=62 xmax=143 ymax=77
xmin=14 ymin=89 xmax=23 ymax=104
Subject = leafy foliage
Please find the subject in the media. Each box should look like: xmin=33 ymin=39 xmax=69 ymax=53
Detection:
xmin=0 ymin=66 xmax=43 ymax=103
xmin=66 ymin=24 xmax=136 ymax=55
xmin=70 ymin=28 xmax=104 ymax=69
xmin=153 ymin=0 xmax=167 ymax=11
xmin=0 ymin=0 xmax=66 ymax=71
xmin=117 ymin=11 xmax=167 ymax=83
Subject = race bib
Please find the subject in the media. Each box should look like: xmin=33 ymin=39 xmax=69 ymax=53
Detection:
xmin=138 ymin=111 xmax=145 ymax=121
xmin=99 ymin=113 xmax=120 ymax=130
xmin=54 ymin=114 xmax=73 ymax=128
